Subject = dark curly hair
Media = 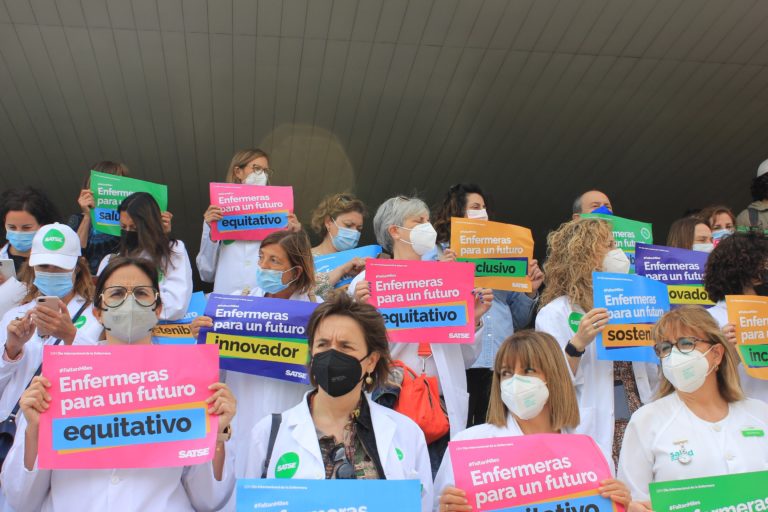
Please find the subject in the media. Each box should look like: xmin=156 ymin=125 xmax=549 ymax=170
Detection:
xmin=432 ymin=183 xmax=491 ymax=245
xmin=751 ymin=174 xmax=768 ymax=202
xmin=704 ymin=232 xmax=768 ymax=302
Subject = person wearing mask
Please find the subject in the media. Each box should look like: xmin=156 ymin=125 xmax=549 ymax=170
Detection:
xmin=310 ymin=193 xmax=368 ymax=299
xmin=434 ymin=331 xmax=632 ymax=512
xmin=196 ymin=149 xmax=301 ymax=295
xmin=571 ymin=190 xmax=613 ymax=219
xmin=736 ymin=159 xmax=768 ymax=231
xmin=191 ymin=230 xmax=320 ymax=481
xmin=704 ymin=232 xmax=768 ymax=403
xmin=1 ymin=256 xmax=236 ymax=511
xmin=242 ymin=293 xmax=433 ymax=510
xmin=97 ymin=192 xmax=192 ymax=321
xmin=617 ymin=306 xmax=767 ymax=505
xmin=698 ymin=205 xmax=736 ymax=244
xmin=432 ymin=184 xmax=544 ymax=426
xmin=666 ymin=217 xmax=714 ymax=253
xmin=536 ymin=218 xmax=659 ymax=465
xmin=348 ymin=195 xmax=494 ymax=473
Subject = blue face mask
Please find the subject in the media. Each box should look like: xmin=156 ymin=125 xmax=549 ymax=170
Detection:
xmin=331 ymin=219 xmax=361 ymax=252
xmin=590 ymin=205 xmax=613 ymax=215
xmin=256 ymin=266 xmax=297 ymax=294
xmin=34 ymin=270 xmax=75 ymax=298
xmin=6 ymin=230 xmax=36 ymax=252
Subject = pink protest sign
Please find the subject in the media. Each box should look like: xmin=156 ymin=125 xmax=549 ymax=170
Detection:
xmin=367 ymin=259 xmax=475 ymax=343
xmin=209 ymin=183 xmax=294 ymax=241
xmin=38 ymin=344 xmax=220 ymax=470
xmin=449 ymin=434 xmax=621 ymax=512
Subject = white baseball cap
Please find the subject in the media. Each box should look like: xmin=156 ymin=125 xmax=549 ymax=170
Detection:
xmin=29 ymin=223 xmax=81 ymax=270
xmin=758 ymin=158 xmax=768 ymax=178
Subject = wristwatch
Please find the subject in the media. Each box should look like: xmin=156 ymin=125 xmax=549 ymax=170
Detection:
xmin=565 ymin=341 xmax=586 ymax=358
xmin=217 ymin=425 xmax=232 ymax=443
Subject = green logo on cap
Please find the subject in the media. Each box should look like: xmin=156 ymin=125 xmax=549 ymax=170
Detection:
xmin=42 ymin=229 xmax=66 ymax=251
xmin=275 ymin=452 xmax=299 ymax=478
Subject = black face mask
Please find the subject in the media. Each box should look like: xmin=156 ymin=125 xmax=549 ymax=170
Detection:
xmin=121 ymin=230 xmax=139 ymax=251
xmin=311 ymin=349 xmax=368 ymax=398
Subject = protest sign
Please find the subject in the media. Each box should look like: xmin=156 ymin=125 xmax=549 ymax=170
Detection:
xmin=38 ymin=344 xmax=218 ymax=469
xmin=152 ymin=291 xmax=207 ymax=344
xmin=649 ymin=471 xmax=768 ymax=512
xmin=198 ymin=294 xmax=318 ymax=384
xmin=593 ymin=272 xmax=668 ymax=363
xmin=635 ymin=243 xmax=713 ymax=308
xmin=367 ymin=259 xmax=475 ymax=344
xmin=451 ymin=218 xmax=534 ymax=292
xmin=313 ymin=245 xmax=382 ymax=288
xmin=449 ymin=434 xmax=619 ymax=512
xmin=236 ymin=479 xmax=422 ymax=512
xmin=582 ymin=213 xmax=653 ymax=272
xmin=90 ymin=171 xmax=168 ymax=236
xmin=726 ymin=295 xmax=768 ymax=380
xmin=208 ymin=183 xmax=293 ymax=241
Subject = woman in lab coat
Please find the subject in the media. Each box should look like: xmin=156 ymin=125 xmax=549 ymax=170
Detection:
xmin=535 ymin=218 xmax=659 ymax=464
xmin=243 ymin=293 xmax=433 ymax=511
xmin=348 ymin=195 xmax=493 ymax=473
xmin=196 ymin=148 xmax=301 ymax=295
xmin=618 ymin=305 xmax=768 ymax=505
xmin=434 ymin=330 xmax=632 ymax=512
xmin=2 ymin=256 xmax=236 ymax=512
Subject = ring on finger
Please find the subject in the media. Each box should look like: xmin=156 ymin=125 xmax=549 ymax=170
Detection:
xmin=592 ymin=322 xmax=598 ymax=329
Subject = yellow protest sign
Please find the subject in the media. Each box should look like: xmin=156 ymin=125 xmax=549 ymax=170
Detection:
xmin=726 ymin=295 xmax=768 ymax=380
xmin=450 ymin=217 xmax=534 ymax=292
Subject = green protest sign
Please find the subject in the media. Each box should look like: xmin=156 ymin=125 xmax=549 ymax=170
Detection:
xmin=582 ymin=213 xmax=652 ymax=272
xmin=89 ymin=171 xmax=168 ymax=236
xmin=650 ymin=471 xmax=768 ymax=512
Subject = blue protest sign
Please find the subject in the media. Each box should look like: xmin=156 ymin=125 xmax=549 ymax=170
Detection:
xmin=313 ymin=245 xmax=382 ymax=288
xmin=152 ymin=291 xmax=207 ymax=344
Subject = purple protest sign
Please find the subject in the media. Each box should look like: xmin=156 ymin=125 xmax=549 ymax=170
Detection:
xmin=635 ymin=243 xmax=713 ymax=307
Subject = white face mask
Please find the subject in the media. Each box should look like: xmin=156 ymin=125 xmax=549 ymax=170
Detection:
xmin=243 ymin=171 xmax=268 ymax=186
xmin=662 ymin=346 xmax=714 ymax=393
xmin=466 ymin=209 xmax=488 ymax=221
xmin=500 ymin=375 xmax=549 ymax=420
xmin=692 ymin=243 xmax=714 ymax=253
xmin=101 ymin=297 xmax=159 ymax=344
xmin=397 ymin=222 xmax=437 ymax=256
xmin=601 ymin=248 xmax=630 ymax=274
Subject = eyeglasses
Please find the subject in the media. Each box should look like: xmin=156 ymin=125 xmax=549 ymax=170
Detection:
xmin=330 ymin=444 xmax=356 ymax=479
xmin=101 ymin=286 xmax=159 ymax=308
xmin=247 ymin=164 xmax=273 ymax=176
xmin=654 ymin=337 xmax=712 ymax=359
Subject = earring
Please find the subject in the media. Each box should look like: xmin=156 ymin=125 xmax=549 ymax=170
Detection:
xmin=365 ymin=373 xmax=373 ymax=385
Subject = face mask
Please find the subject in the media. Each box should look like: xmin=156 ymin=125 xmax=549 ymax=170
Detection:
xmin=662 ymin=346 xmax=714 ymax=393
xmin=121 ymin=230 xmax=139 ymax=251
xmin=466 ymin=209 xmax=488 ymax=221
xmin=34 ymin=270 xmax=75 ymax=298
xmin=311 ymin=349 xmax=368 ymax=398
xmin=601 ymin=248 xmax=630 ymax=274
xmin=397 ymin=222 xmax=437 ymax=256
xmin=500 ymin=375 xmax=550 ymax=420
xmin=590 ymin=205 xmax=613 ymax=215
xmin=101 ymin=296 xmax=159 ymax=344
xmin=692 ymin=243 xmax=714 ymax=253
xmin=256 ymin=266 xmax=297 ymax=294
xmin=243 ymin=171 xmax=268 ymax=186
xmin=711 ymin=229 xmax=733 ymax=242
xmin=6 ymin=230 xmax=36 ymax=252
xmin=331 ymin=219 xmax=361 ymax=252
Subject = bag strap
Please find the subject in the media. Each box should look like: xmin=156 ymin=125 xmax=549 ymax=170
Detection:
xmin=7 ymin=300 xmax=90 ymax=420
xmin=261 ymin=413 xmax=282 ymax=478
xmin=749 ymin=207 xmax=759 ymax=227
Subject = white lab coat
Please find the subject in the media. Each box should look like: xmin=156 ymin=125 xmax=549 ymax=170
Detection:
xmin=617 ymin=392 xmax=768 ymax=500
xmin=1 ymin=412 xmax=235 ymax=512
xmin=98 ymin=240 xmax=193 ymax=321
xmin=535 ymin=296 xmax=660 ymax=458
xmin=707 ymin=301 xmax=768 ymax=403
xmin=348 ymin=271 xmax=484 ymax=438
xmin=195 ymin=222 xmax=261 ymax=295
xmin=243 ymin=391 xmax=433 ymax=512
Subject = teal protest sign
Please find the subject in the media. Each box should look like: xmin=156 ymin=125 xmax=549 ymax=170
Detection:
xmin=650 ymin=471 xmax=768 ymax=512
xmin=90 ymin=170 xmax=168 ymax=236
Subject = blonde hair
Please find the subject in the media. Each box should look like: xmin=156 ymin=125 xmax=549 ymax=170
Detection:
xmin=310 ymin=193 xmax=367 ymax=239
xmin=224 ymin=149 xmax=269 ymax=183
xmin=487 ymin=330 xmax=580 ymax=430
xmin=652 ymin=305 xmax=744 ymax=402
xmin=540 ymin=218 xmax=613 ymax=311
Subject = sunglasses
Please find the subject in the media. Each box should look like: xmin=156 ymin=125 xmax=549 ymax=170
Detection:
xmin=330 ymin=444 xmax=356 ymax=479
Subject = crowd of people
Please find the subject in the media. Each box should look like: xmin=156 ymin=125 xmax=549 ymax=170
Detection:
xmin=0 ymin=149 xmax=766 ymax=512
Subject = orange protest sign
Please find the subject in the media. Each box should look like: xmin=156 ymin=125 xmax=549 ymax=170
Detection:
xmin=726 ymin=295 xmax=768 ymax=380
xmin=450 ymin=217 xmax=534 ymax=292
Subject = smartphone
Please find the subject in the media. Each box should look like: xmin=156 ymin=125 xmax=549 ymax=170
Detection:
xmin=35 ymin=296 xmax=59 ymax=337
xmin=0 ymin=259 xmax=15 ymax=281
